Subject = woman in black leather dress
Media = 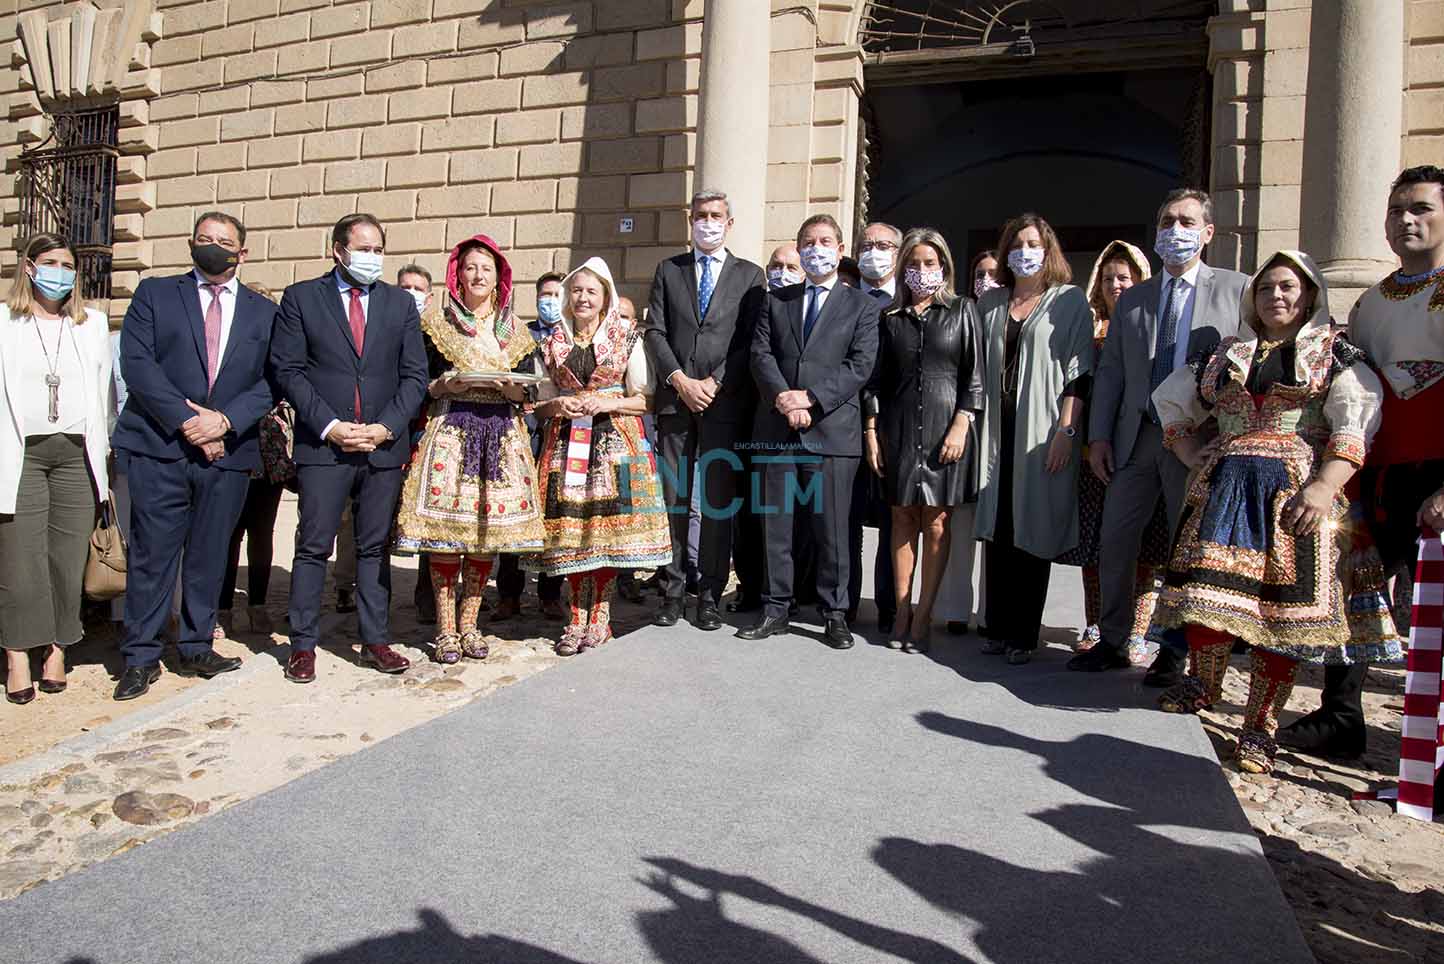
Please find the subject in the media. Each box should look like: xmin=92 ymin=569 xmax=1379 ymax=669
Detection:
xmin=863 ymin=228 xmax=985 ymax=652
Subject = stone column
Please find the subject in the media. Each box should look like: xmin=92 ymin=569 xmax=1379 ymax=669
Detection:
xmin=1298 ymin=0 xmax=1405 ymax=316
xmin=695 ymin=0 xmax=771 ymax=264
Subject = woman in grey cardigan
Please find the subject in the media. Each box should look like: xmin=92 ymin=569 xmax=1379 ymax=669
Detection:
xmin=973 ymin=214 xmax=1094 ymax=665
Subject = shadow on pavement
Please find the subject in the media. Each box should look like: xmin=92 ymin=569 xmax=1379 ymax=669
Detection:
xmin=302 ymin=908 xmax=589 ymax=964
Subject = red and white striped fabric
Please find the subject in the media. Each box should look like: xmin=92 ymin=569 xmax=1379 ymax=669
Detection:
xmin=564 ymin=416 xmax=593 ymax=489
xmin=1399 ymin=529 xmax=1444 ymax=821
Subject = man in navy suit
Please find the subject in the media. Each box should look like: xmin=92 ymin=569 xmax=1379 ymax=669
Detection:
xmin=271 ymin=214 xmax=428 ymax=683
xmin=111 ymin=212 xmax=277 ymax=700
xmin=742 ymin=214 xmax=880 ymax=650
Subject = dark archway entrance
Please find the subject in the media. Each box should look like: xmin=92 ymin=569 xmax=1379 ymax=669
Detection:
xmin=858 ymin=0 xmax=1214 ymax=275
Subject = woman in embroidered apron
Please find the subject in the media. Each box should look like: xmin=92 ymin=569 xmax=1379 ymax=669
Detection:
xmin=394 ymin=235 xmax=544 ymax=664
xmin=531 ymin=257 xmax=670 ymax=656
xmin=1152 ymin=250 xmax=1403 ymax=774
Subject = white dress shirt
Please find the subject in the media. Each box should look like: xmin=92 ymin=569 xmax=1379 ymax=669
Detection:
xmin=19 ymin=313 xmax=86 ymax=436
xmin=194 ymin=270 xmax=240 ymax=371
xmin=1158 ymin=261 xmax=1201 ymax=372
xmin=805 ymin=274 xmax=839 ymax=322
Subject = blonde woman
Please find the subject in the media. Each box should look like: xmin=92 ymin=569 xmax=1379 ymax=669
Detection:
xmin=0 ymin=234 xmax=113 ymax=703
xmin=863 ymin=228 xmax=985 ymax=653
xmin=532 ymin=258 xmax=670 ymax=655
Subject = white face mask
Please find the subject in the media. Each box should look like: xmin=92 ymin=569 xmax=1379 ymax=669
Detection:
xmin=692 ymin=218 xmax=726 ymax=252
xmin=858 ymin=247 xmax=894 ymax=282
xmin=800 ymin=244 xmax=840 ymax=279
xmin=406 ymin=288 xmax=428 ymax=312
xmin=1008 ymin=247 xmax=1045 ymax=278
xmin=345 ymin=249 xmax=384 ymax=285
xmin=767 ymin=267 xmax=803 ymax=290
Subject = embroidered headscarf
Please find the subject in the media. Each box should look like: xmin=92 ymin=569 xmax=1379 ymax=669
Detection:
xmin=441 ymin=233 xmax=529 ymax=367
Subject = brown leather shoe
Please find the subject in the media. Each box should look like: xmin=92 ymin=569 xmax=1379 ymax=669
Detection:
xmin=359 ymin=644 xmax=410 ymax=674
xmin=285 ymin=649 xmax=316 ymax=684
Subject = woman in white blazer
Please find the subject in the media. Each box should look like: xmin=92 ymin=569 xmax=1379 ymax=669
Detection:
xmin=0 ymin=233 xmax=113 ymax=703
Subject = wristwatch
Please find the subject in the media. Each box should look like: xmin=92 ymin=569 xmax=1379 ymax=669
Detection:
xmin=383 ymin=426 xmax=396 ymax=442
xmin=1060 ymin=425 xmax=1077 ymax=438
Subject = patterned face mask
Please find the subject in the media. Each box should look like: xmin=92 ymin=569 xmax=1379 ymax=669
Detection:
xmin=973 ymin=275 xmax=1000 ymax=299
xmin=1008 ymin=247 xmax=1045 ymax=278
xmin=904 ymin=266 xmax=945 ymax=299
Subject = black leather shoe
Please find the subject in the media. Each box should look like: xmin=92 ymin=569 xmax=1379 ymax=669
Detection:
xmin=823 ymin=614 xmax=854 ymax=650
xmin=335 ymin=588 xmax=357 ymax=614
xmin=695 ymin=603 xmax=723 ymax=631
xmin=1067 ymin=645 xmax=1131 ymax=672
xmin=654 ymin=599 xmax=682 ymax=627
xmin=737 ymin=614 xmax=791 ymax=640
xmin=946 ymin=620 xmax=969 ymax=636
xmin=113 ymin=664 xmax=161 ymax=701
xmin=176 ymin=651 xmax=243 ymax=678
xmin=1277 ymin=710 xmax=1366 ymax=759
xmin=726 ymin=597 xmax=763 ymax=614
xmin=1143 ymin=649 xmax=1184 ymax=688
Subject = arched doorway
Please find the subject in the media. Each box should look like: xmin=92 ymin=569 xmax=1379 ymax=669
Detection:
xmin=856 ymin=0 xmax=1215 ymax=275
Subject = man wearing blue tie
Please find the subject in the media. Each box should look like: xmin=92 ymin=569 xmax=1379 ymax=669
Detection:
xmin=742 ymin=214 xmax=881 ymax=649
xmin=271 ymin=214 xmax=429 ymax=684
xmin=1069 ymin=189 xmax=1247 ymax=682
xmin=644 ymin=190 xmax=766 ymax=631
xmin=111 ymin=212 xmax=277 ymax=700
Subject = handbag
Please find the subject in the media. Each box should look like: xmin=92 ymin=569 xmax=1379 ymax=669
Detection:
xmin=83 ymin=496 xmax=127 ymax=601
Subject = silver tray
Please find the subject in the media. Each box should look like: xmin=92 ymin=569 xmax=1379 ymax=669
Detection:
xmin=451 ymin=370 xmax=547 ymax=387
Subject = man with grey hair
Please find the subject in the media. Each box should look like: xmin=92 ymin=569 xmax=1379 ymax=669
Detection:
xmin=1069 ymin=188 xmax=1248 ymax=684
xmin=645 ymin=189 xmax=767 ymax=630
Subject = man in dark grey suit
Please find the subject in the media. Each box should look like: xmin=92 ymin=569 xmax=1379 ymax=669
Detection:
xmin=645 ymin=190 xmax=767 ymax=630
xmin=1069 ymin=189 xmax=1249 ymax=680
xmin=741 ymin=214 xmax=880 ymax=649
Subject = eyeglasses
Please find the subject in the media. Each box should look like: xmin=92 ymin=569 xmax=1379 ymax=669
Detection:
xmin=857 ymin=241 xmax=898 ymax=252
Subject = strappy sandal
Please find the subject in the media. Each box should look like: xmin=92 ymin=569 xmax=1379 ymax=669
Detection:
xmin=577 ymin=625 xmax=612 ymax=653
xmin=432 ymin=632 xmax=463 ymax=665
xmin=460 ymin=631 xmax=490 ymax=661
xmin=1158 ymin=676 xmax=1211 ymax=714
xmin=555 ymin=626 xmax=584 ymax=657
xmin=888 ymin=609 xmax=911 ymax=651
xmin=1235 ymin=731 xmax=1278 ymax=774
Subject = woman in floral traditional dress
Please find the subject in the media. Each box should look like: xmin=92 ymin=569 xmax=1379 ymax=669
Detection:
xmin=394 ymin=234 xmax=544 ymax=664
xmin=532 ymin=257 xmax=670 ymax=655
xmin=1152 ymin=250 xmax=1403 ymax=774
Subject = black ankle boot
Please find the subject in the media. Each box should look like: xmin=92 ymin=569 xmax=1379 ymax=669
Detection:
xmin=1277 ymin=661 xmax=1367 ymax=758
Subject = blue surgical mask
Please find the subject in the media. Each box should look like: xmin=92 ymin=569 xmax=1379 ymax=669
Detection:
xmin=537 ymin=295 xmax=563 ymax=325
xmin=345 ymin=249 xmax=384 ymax=285
xmin=1154 ymin=225 xmax=1204 ymax=266
xmin=1008 ymin=247 xmax=1045 ymax=278
xmin=31 ymin=263 xmax=76 ymax=301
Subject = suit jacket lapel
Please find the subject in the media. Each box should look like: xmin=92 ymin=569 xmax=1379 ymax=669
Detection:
xmin=802 ymin=283 xmax=844 ymax=355
xmin=1139 ymin=273 xmax=1164 ymax=359
xmin=212 ymin=287 xmax=253 ymax=385
xmin=322 ymin=273 xmax=360 ymax=355
xmin=789 ymin=286 xmax=806 ymax=351
xmin=1192 ymin=264 xmax=1215 ymax=335
xmin=179 ymin=274 xmax=211 ymax=375
xmin=684 ymin=255 xmax=701 ymax=324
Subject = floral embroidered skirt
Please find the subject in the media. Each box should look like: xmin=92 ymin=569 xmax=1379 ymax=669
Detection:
xmin=394 ymin=394 xmax=545 ymax=557
xmin=1153 ymin=434 xmax=1403 ymax=664
xmin=526 ymin=411 xmax=672 ymax=576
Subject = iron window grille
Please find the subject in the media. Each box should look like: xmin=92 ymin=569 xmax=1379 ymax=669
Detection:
xmin=18 ymin=105 xmax=120 ymax=300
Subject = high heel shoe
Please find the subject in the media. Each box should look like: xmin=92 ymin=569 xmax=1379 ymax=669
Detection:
xmin=39 ymin=644 xmax=66 ymax=693
xmin=903 ymin=627 xmax=932 ymax=655
xmin=6 ymin=686 xmax=35 ymax=705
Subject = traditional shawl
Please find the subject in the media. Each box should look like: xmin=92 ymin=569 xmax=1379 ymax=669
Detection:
xmin=422 ymin=233 xmax=533 ymax=372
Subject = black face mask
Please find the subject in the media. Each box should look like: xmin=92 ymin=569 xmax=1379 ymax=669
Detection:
xmin=191 ymin=242 xmax=238 ymax=277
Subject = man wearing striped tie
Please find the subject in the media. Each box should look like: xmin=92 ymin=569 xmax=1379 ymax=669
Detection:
xmin=270 ymin=214 xmax=429 ymax=684
xmin=644 ymin=190 xmax=766 ymax=632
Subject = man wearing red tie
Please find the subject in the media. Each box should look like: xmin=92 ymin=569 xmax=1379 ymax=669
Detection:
xmin=271 ymin=214 xmax=428 ymax=683
xmin=112 ymin=212 xmax=278 ymax=700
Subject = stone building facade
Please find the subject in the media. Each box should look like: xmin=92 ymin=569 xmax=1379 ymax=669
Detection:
xmin=0 ymin=0 xmax=1439 ymax=323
